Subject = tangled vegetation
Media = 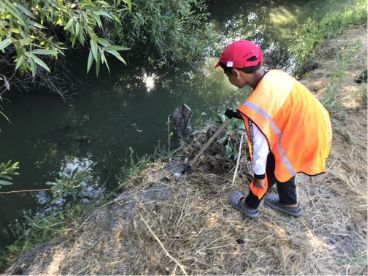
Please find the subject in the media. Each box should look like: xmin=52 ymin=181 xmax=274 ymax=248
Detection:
xmin=112 ymin=0 xmax=209 ymax=66
xmin=0 ymin=0 xmax=209 ymax=97
xmin=0 ymin=0 xmax=131 ymax=97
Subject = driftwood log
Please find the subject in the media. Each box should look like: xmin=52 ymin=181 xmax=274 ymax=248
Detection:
xmin=167 ymin=104 xmax=192 ymax=151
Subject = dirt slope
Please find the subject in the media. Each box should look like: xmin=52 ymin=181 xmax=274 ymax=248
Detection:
xmin=6 ymin=25 xmax=367 ymax=275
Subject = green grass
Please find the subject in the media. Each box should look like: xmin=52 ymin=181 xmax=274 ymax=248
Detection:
xmin=115 ymin=146 xmax=162 ymax=188
xmin=290 ymin=0 xmax=367 ymax=77
xmin=320 ymin=42 xmax=362 ymax=109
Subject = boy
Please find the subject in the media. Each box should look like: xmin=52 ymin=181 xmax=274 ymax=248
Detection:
xmin=215 ymin=40 xmax=332 ymax=218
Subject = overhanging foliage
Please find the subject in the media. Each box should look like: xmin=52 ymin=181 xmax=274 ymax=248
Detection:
xmin=0 ymin=0 xmax=131 ymax=79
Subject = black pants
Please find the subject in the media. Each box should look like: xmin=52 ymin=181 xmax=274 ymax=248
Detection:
xmin=245 ymin=153 xmax=297 ymax=209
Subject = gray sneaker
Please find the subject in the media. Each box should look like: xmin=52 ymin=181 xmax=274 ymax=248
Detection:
xmin=264 ymin=194 xmax=303 ymax=217
xmin=230 ymin=191 xmax=259 ymax=218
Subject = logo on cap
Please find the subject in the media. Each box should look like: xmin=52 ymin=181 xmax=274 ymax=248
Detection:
xmin=226 ymin=61 xmax=234 ymax=67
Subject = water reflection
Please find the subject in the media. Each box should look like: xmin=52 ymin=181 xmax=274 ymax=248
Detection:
xmin=142 ymin=73 xmax=158 ymax=93
xmin=37 ymin=156 xmax=104 ymax=212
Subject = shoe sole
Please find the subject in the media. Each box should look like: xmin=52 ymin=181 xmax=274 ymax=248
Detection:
xmin=265 ymin=198 xmax=302 ymax=217
xmin=230 ymin=191 xmax=259 ymax=218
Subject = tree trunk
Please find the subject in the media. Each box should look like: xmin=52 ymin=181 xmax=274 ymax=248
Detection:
xmin=168 ymin=104 xmax=192 ymax=150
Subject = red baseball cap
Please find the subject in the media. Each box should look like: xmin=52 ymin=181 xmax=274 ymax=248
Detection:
xmin=215 ymin=40 xmax=263 ymax=69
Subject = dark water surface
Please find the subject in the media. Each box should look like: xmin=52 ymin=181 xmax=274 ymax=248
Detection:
xmin=0 ymin=0 xmax=341 ymax=248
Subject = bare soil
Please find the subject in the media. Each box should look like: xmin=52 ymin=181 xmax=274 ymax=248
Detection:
xmin=6 ymin=25 xmax=367 ymax=275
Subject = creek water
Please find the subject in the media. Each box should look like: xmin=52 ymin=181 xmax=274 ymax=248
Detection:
xmin=0 ymin=0 xmax=340 ymax=249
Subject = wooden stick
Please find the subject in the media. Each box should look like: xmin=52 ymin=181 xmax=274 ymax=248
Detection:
xmin=188 ymin=120 xmax=230 ymax=168
xmin=0 ymin=188 xmax=50 ymax=195
xmin=232 ymin=133 xmax=245 ymax=186
xmin=140 ymin=215 xmax=188 ymax=276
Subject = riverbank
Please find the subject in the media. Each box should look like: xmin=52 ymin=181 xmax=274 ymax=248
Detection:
xmin=4 ymin=24 xmax=367 ymax=274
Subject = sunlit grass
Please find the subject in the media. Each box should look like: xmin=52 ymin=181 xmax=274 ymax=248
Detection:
xmin=270 ymin=7 xmax=298 ymax=26
xmin=321 ymin=42 xmax=362 ymax=109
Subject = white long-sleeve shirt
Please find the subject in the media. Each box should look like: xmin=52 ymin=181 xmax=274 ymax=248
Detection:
xmin=249 ymin=121 xmax=269 ymax=176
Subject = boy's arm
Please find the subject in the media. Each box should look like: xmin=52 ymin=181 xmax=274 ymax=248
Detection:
xmin=251 ymin=122 xmax=269 ymax=182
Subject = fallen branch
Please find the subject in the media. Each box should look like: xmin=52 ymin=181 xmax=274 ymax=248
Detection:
xmin=232 ymin=133 xmax=245 ymax=186
xmin=140 ymin=214 xmax=188 ymax=276
xmin=0 ymin=188 xmax=50 ymax=195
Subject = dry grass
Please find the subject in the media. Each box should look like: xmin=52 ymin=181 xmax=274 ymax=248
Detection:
xmin=6 ymin=25 xmax=368 ymax=275
xmin=11 ymin=115 xmax=367 ymax=274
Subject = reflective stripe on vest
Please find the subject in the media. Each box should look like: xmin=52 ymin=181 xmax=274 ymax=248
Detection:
xmin=243 ymin=101 xmax=296 ymax=177
xmin=244 ymin=101 xmax=281 ymax=138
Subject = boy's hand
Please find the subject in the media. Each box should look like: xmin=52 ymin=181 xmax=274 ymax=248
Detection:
xmin=253 ymin=178 xmax=265 ymax=190
xmin=225 ymin=108 xmax=241 ymax=119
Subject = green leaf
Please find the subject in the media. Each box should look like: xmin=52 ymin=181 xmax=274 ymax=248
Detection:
xmin=19 ymin=37 xmax=32 ymax=47
xmin=100 ymin=50 xmax=110 ymax=72
xmin=30 ymin=49 xmax=58 ymax=56
xmin=111 ymin=13 xmax=121 ymax=24
xmin=1 ymin=74 xmax=10 ymax=90
xmin=15 ymin=3 xmax=36 ymax=19
xmin=30 ymin=21 xmax=46 ymax=29
xmin=90 ymin=39 xmax=98 ymax=60
xmin=0 ymin=38 xmax=12 ymax=51
xmin=93 ymin=11 xmax=113 ymax=20
xmin=0 ymin=179 xmax=12 ymax=186
xmin=10 ymin=28 xmax=21 ymax=34
xmin=87 ymin=49 xmax=93 ymax=73
xmin=96 ymin=38 xmax=110 ymax=47
xmin=105 ymin=49 xmax=126 ymax=64
xmin=28 ymin=57 xmax=37 ymax=76
xmin=71 ymin=35 xmax=77 ymax=47
xmin=29 ymin=54 xmax=50 ymax=72
xmin=78 ymin=28 xmax=85 ymax=45
xmin=75 ymin=22 xmax=80 ymax=35
xmin=96 ymin=0 xmax=110 ymax=7
xmin=123 ymin=0 xmax=132 ymax=11
xmin=106 ymin=45 xmax=130 ymax=51
xmin=15 ymin=55 xmax=24 ymax=70
xmin=95 ymin=15 xmax=102 ymax=28
xmin=64 ymin=18 xmax=74 ymax=31
xmin=95 ymin=52 xmax=101 ymax=76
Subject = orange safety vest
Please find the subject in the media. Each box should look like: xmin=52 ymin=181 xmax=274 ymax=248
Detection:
xmin=238 ymin=70 xmax=332 ymax=199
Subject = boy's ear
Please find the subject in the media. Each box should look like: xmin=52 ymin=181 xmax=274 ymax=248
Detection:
xmin=232 ymin=68 xmax=241 ymax=78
